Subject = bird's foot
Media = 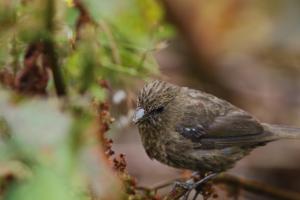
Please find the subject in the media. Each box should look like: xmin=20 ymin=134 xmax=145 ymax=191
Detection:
xmin=192 ymin=173 xmax=217 ymax=200
xmin=174 ymin=179 xmax=194 ymax=190
xmin=176 ymin=173 xmax=217 ymax=200
xmin=194 ymin=173 xmax=217 ymax=189
xmin=174 ymin=179 xmax=194 ymax=200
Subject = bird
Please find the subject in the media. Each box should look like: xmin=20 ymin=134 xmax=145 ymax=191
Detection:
xmin=133 ymin=80 xmax=300 ymax=174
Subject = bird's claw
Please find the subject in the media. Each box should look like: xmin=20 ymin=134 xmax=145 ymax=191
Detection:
xmin=175 ymin=173 xmax=217 ymax=200
xmin=174 ymin=179 xmax=194 ymax=190
xmin=194 ymin=173 xmax=217 ymax=190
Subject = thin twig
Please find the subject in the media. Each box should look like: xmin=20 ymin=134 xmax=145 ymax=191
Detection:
xmin=136 ymin=177 xmax=183 ymax=192
xmin=163 ymin=182 xmax=190 ymax=200
xmin=152 ymin=180 xmax=180 ymax=191
xmin=98 ymin=20 xmax=121 ymax=65
xmin=44 ymin=40 xmax=66 ymax=96
xmin=73 ymin=0 xmax=95 ymax=42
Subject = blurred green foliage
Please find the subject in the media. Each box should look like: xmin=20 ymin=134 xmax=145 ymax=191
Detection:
xmin=0 ymin=0 xmax=174 ymax=199
xmin=0 ymin=0 xmax=174 ymax=97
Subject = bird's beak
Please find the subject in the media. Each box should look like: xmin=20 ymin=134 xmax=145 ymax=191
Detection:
xmin=132 ymin=107 xmax=145 ymax=124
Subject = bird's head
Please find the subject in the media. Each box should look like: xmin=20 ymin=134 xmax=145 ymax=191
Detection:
xmin=133 ymin=80 xmax=180 ymax=126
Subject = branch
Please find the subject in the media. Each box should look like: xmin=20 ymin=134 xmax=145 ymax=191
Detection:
xmin=136 ymin=177 xmax=183 ymax=193
xmin=44 ymin=0 xmax=66 ymax=96
xmin=160 ymin=174 xmax=300 ymax=200
xmin=73 ymin=0 xmax=95 ymax=42
xmin=163 ymin=182 xmax=189 ymax=200
xmin=214 ymin=174 xmax=300 ymax=200
xmin=151 ymin=178 xmax=182 ymax=192
xmin=98 ymin=20 xmax=121 ymax=65
xmin=44 ymin=40 xmax=66 ymax=96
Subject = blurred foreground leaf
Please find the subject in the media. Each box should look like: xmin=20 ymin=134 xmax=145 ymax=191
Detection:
xmin=0 ymin=91 xmax=123 ymax=200
xmin=5 ymin=166 xmax=83 ymax=200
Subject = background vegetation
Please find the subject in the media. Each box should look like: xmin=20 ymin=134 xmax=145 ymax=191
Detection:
xmin=1 ymin=0 xmax=300 ymax=199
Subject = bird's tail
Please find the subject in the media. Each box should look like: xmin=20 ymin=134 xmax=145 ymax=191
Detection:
xmin=262 ymin=123 xmax=300 ymax=140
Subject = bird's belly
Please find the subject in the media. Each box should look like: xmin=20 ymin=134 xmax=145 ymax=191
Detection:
xmin=140 ymin=129 xmax=248 ymax=173
xmin=164 ymin=146 xmax=248 ymax=173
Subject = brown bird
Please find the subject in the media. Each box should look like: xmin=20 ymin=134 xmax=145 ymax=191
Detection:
xmin=133 ymin=80 xmax=300 ymax=174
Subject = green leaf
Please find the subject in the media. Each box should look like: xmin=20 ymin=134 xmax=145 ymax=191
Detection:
xmin=4 ymin=166 xmax=86 ymax=200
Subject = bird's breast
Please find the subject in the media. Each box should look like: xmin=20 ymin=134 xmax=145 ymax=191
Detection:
xmin=138 ymin=125 xmax=170 ymax=162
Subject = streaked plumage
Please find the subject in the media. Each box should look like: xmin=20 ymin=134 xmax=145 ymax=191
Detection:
xmin=133 ymin=80 xmax=300 ymax=173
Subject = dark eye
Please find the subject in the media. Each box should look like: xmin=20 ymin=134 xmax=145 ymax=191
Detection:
xmin=149 ymin=106 xmax=165 ymax=116
xmin=155 ymin=106 xmax=164 ymax=113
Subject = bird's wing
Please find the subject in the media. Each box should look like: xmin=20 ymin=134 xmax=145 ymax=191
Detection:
xmin=176 ymin=110 xmax=269 ymax=149
xmin=176 ymin=89 xmax=268 ymax=148
xmin=204 ymin=110 xmax=264 ymax=137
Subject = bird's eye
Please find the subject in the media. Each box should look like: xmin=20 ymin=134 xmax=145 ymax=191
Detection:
xmin=149 ymin=106 xmax=165 ymax=116
xmin=155 ymin=106 xmax=164 ymax=113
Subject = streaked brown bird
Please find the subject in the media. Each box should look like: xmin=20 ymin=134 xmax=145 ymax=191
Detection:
xmin=133 ymin=80 xmax=300 ymax=174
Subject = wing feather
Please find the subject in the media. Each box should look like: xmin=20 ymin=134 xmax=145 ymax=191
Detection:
xmin=176 ymin=89 xmax=267 ymax=149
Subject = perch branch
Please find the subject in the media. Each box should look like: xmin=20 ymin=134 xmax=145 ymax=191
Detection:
xmin=161 ymin=173 xmax=300 ymax=200
xmin=214 ymin=174 xmax=300 ymax=200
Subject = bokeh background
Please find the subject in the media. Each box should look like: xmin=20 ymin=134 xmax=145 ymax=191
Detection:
xmin=1 ymin=0 xmax=300 ymax=199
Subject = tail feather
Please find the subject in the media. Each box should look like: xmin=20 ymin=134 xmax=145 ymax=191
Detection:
xmin=262 ymin=123 xmax=300 ymax=140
